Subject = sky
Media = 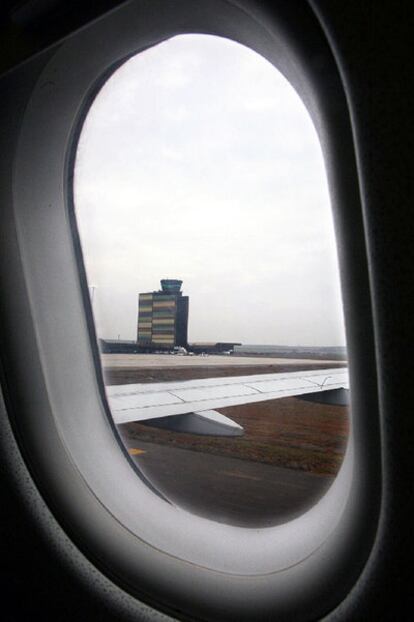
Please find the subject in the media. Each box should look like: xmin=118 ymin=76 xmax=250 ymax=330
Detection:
xmin=74 ymin=34 xmax=346 ymax=347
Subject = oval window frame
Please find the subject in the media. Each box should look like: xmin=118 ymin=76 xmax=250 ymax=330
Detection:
xmin=2 ymin=1 xmax=381 ymax=620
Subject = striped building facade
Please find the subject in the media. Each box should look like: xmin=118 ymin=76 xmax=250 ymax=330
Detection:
xmin=137 ymin=280 xmax=189 ymax=349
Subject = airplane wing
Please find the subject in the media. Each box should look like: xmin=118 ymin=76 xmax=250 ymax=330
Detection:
xmin=106 ymin=367 xmax=348 ymax=437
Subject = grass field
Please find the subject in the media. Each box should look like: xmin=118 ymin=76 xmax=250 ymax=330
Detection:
xmin=119 ymin=395 xmax=348 ymax=477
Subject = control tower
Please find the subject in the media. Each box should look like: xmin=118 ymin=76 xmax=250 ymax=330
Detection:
xmin=137 ymin=279 xmax=189 ymax=349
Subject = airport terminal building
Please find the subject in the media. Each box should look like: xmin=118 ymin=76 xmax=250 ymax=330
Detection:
xmin=137 ymin=279 xmax=189 ymax=349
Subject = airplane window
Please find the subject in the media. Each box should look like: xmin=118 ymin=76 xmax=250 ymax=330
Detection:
xmin=73 ymin=34 xmax=348 ymax=527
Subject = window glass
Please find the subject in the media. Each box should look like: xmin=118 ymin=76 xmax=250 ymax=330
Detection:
xmin=74 ymin=34 xmax=348 ymax=527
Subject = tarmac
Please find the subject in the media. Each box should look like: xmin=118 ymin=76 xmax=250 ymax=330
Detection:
xmin=102 ymin=353 xmax=345 ymax=368
xmin=122 ymin=439 xmax=334 ymax=528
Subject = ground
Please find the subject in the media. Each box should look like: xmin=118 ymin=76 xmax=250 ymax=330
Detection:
xmin=109 ymin=355 xmax=349 ymax=526
xmin=102 ymin=352 xmax=346 ymax=385
xmin=119 ymin=395 xmax=348 ymax=477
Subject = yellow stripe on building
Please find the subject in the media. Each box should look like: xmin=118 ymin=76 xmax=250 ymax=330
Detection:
xmin=153 ymin=301 xmax=176 ymax=309
xmin=152 ymin=337 xmax=174 ymax=343
xmin=153 ymin=338 xmax=174 ymax=342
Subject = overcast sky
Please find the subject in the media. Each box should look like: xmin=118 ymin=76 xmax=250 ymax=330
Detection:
xmin=74 ymin=34 xmax=345 ymax=347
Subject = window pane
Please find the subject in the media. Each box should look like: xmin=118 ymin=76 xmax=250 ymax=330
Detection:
xmin=74 ymin=34 xmax=348 ymax=527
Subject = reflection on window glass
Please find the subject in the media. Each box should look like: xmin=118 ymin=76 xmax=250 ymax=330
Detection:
xmin=74 ymin=34 xmax=349 ymax=527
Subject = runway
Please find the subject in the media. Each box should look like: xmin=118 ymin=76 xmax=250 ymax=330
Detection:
xmin=103 ymin=354 xmax=346 ymax=386
xmin=122 ymin=439 xmax=334 ymax=528
xmin=102 ymin=353 xmax=346 ymax=368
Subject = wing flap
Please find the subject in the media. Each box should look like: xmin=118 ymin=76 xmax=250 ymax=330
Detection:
xmin=139 ymin=410 xmax=244 ymax=437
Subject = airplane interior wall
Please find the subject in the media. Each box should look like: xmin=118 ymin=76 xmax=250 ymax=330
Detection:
xmin=0 ymin=1 xmax=412 ymax=620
